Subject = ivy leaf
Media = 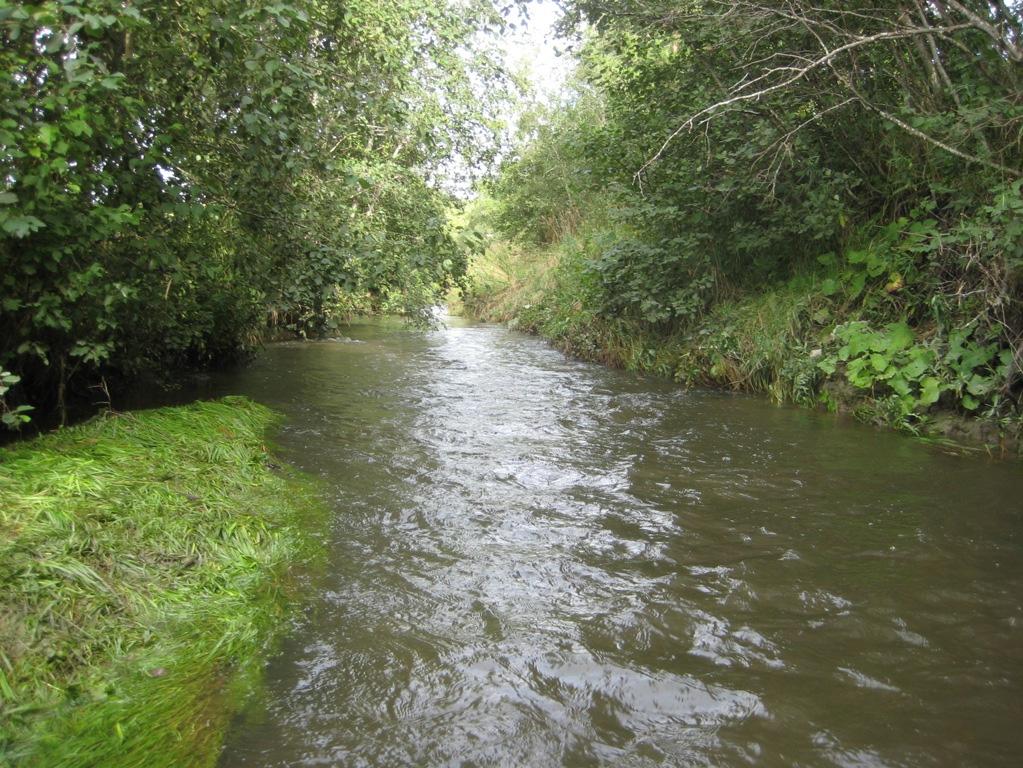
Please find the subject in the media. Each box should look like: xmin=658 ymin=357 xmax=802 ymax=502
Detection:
xmin=65 ymin=119 xmax=93 ymax=137
xmin=38 ymin=124 xmax=59 ymax=147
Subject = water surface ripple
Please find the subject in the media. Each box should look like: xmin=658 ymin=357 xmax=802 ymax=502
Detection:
xmin=213 ymin=318 xmax=1023 ymax=767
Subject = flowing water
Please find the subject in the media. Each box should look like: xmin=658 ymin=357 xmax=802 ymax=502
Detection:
xmin=196 ymin=317 xmax=1022 ymax=767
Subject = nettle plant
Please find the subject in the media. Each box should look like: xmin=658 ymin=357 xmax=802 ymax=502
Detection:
xmin=818 ymin=321 xmax=1012 ymax=420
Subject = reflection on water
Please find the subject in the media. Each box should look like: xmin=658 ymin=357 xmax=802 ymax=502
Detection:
xmin=198 ymin=317 xmax=1023 ymax=767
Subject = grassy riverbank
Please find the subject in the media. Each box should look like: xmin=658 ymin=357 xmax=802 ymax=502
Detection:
xmin=458 ymin=237 xmax=1022 ymax=456
xmin=0 ymin=398 xmax=324 ymax=767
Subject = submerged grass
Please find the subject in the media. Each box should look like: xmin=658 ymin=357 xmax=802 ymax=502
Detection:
xmin=0 ymin=397 xmax=325 ymax=767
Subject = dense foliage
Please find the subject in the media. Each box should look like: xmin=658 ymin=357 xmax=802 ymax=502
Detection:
xmin=479 ymin=0 xmax=1023 ymax=432
xmin=1 ymin=0 xmax=507 ymax=423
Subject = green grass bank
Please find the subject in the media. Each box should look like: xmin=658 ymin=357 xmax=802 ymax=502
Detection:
xmin=0 ymin=397 xmax=325 ymax=767
xmin=457 ymin=238 xmax=1022 ymax=457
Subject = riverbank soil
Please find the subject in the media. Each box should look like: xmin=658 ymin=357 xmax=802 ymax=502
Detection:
xmin=0 ymin=398 xmax=323 ymax=767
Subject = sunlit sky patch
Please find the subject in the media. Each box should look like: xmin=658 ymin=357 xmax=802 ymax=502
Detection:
xmin=439 ymin=0 xmax=574 ymax=196
xmin=502 ymin=0 xmax=571 ymax=101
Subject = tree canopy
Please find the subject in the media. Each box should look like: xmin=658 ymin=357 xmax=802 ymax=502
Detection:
xmin=481 ymin=0 xmax=1022 ymax=422
xmin=1 ymin=0 xmax=510 ymax=424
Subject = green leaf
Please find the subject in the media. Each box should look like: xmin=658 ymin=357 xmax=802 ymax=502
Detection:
xmin=2 ymin=215 xmax=45 ymax=238
xmin=868 ymin=334 xmax=889 ymax=353
xmin=900 ymin=362 xmax=928 ymax=382
xmin=996 ymin=348 xmax=1014 ymax=376
xmin=846 ymin=357 xmax=873 ymax=388
xmin=965 ymin=375 xmax=992 ymax=396
xmin=66 ymin=119 xmax=93 ymax=137
xmin=959 ymin=344 xmax=996 ymax=372
xmin=889 ymin=376 xmax=911 ymax=396
xmin=918 ymin=376 xmax=942 ymax=406
xmin=38 ymin=124 xmax=59 ymax=147
xmin=883 ymin=322 xmax=914 ymax=353
xmin=848 ymin=272 xmax=866 ymax=299
xmin=847 ymin=331 xmax=874 ymax=357
xmin=0 ymin=192 xmax=17 ymax=205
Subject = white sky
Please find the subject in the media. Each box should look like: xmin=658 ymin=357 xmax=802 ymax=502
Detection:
xmin=502 ymin=0 xmax=572 ymax=101
xmin=439 ymin=1 xmax=573 ymax=196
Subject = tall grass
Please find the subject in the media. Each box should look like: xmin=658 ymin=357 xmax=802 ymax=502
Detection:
xmin=460 ymin=235 xmax=837 ymax=401
xmin=458 ymin=234 xmax=1020 ymax=453
xmin=0 ymin=397 xmax=324 ymax=767
xmin=455 ymin=241 xmax=560 ymax=323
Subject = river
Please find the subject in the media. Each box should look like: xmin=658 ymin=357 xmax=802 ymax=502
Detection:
xmin=185 ymin=317 xmax=1022 ymax=767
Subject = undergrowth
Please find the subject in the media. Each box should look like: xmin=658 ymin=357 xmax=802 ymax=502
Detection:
xmin=460 ymin=231 xmax=1022 ymax=455
xmin=0 ymin=397 xmax=325 ymax=767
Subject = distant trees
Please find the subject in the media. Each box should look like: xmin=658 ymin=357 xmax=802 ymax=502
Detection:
xmin=0 ymin=0 xmax=508 ymax=423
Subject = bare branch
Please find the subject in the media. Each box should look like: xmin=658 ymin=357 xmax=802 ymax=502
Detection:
xmin=635 ymin=20 xmax=976 ymax=180
xmin=943 ymin=0 xmax=1023 ymax=60
xmin=756 ymin=97 xmax=857 ymax=195
xmin=841 ymin=80 xmax=1021 ymax=178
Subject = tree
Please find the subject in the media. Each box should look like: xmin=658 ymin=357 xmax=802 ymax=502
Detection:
xmin=0 ymin=0 xmax=509 ymax=423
